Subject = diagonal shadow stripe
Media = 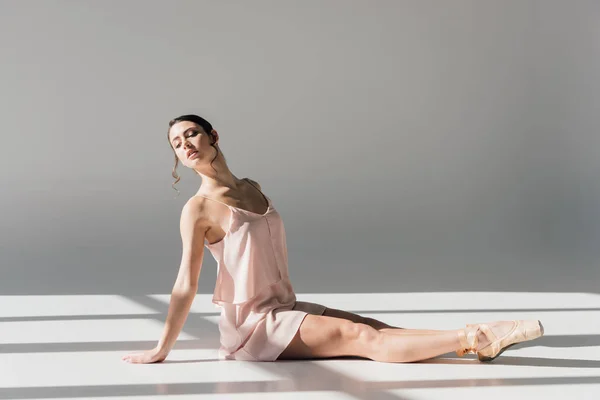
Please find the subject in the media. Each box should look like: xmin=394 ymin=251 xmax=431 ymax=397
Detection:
xmin=425 ymin=355 xmax=600 ymax=369
xmin=2 ymin=334 xmax=598 ymax=355
xmin=0 ymin=338 xmax=219 ymax=354
xmin=464 ymin=355 xmax=600 ymax=369
xmin=3 ymin=306 xmax=599 ymax=322
xmin=1 ymin=375 xmax=599 ymax=399
xmin=123 ymin=295 xmax=220 ymax=339
xmin=367 ymin=375 xmax=600 ymax=390
xmin=496 ymin=334 xmax=600 ymax=351
xmin=0 ymin=312 xmax=220 ymax=323
xmin=351 ymin=307 xmax=600 ymax=314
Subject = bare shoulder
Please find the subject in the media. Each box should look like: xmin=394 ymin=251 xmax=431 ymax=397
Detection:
xmin=182 ymin=196 xmax=204 ymax=219
xmin=180 ymin=197 xmax=211 ymax=236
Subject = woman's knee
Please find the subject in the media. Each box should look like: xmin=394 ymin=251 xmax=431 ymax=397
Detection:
xmin=341 ymin=323 xmax=416 ymax=362
xmin=339 ymin=321 xmax=383 ymax=355
xmin=280 ymin=316 xmax=387 ymax=361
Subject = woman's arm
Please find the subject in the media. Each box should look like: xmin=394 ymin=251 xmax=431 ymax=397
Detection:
xmin=122 ymin=199 xmax=209 ymax=363
xmin=155 ymin=288 xmax=197 ymax=355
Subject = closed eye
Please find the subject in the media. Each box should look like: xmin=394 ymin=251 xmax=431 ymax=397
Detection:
xmin=173 ymin=130 xmax=199 ymax=149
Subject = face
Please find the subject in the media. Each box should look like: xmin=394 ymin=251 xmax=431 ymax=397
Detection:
xmin=168 ymin=121 xmax=217 ymax=168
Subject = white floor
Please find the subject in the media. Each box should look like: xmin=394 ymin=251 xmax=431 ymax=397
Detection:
xmin=1 ymin=292 xmax=599 ymax=399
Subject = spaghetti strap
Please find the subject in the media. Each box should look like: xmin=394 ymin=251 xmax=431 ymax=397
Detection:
xmin=194 ymin=194 xmax=230 ymax=208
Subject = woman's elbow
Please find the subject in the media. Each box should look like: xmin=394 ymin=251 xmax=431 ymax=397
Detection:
xmin=173 ymin=280 xmax=198 ymax=295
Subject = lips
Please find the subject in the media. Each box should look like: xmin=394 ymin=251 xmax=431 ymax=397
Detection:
xmin=187 ymin=150 xmax=198 ymax=159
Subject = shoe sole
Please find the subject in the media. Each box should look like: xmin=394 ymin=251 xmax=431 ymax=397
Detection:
xmin=478 ymin=320 xmax=544 ymax=362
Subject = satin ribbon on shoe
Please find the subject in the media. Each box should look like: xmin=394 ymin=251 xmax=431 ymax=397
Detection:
xmin=456 ymin=325 xmax=480 ymax=357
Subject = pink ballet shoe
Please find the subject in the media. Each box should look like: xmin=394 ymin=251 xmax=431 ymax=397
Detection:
xmin=465 ymin=320 xmax=545 ymax=362
xmin=456 ymin=324 xmax=480 ymax=357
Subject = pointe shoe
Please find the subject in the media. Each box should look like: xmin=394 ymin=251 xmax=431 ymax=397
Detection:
xmin=466 ymin=320 xmax=545 ymax=362
xmin=456 ymin=325 xmax=480 ymax=357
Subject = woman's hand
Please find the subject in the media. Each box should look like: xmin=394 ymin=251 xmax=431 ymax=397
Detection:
xmin=122 ymin=347 xmax=168 ymax=364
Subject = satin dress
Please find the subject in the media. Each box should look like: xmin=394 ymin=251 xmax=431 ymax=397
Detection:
xmin=199 ymin=179 xmax=327 ymax=361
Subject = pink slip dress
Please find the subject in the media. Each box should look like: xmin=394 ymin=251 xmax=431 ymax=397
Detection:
xmin=198 ymin=178 xmax=327 ymax=361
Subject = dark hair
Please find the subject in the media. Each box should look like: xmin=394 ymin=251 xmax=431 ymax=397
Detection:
xmin=167 ymin=114 xmax=222 ymax=197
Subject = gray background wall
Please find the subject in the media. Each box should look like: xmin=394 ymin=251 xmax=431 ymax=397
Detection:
xmin=1 ymin=0 xmax=598 ymax=295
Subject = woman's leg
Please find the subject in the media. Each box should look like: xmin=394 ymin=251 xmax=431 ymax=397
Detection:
xmin=323 ymin=307 xmax=445 ymax=334
xmin=277 ymin=313 xmax=466 ymax=362
xmin=277 ymin=311 xmax=517 ymax=362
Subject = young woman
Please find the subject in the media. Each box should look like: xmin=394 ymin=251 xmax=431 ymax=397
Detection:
xmin=122 ymin=114 xmax=544 ymax=364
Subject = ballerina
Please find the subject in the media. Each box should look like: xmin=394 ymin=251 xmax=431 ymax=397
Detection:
xmin=122 ymin=114 xmax=544 ymax=364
